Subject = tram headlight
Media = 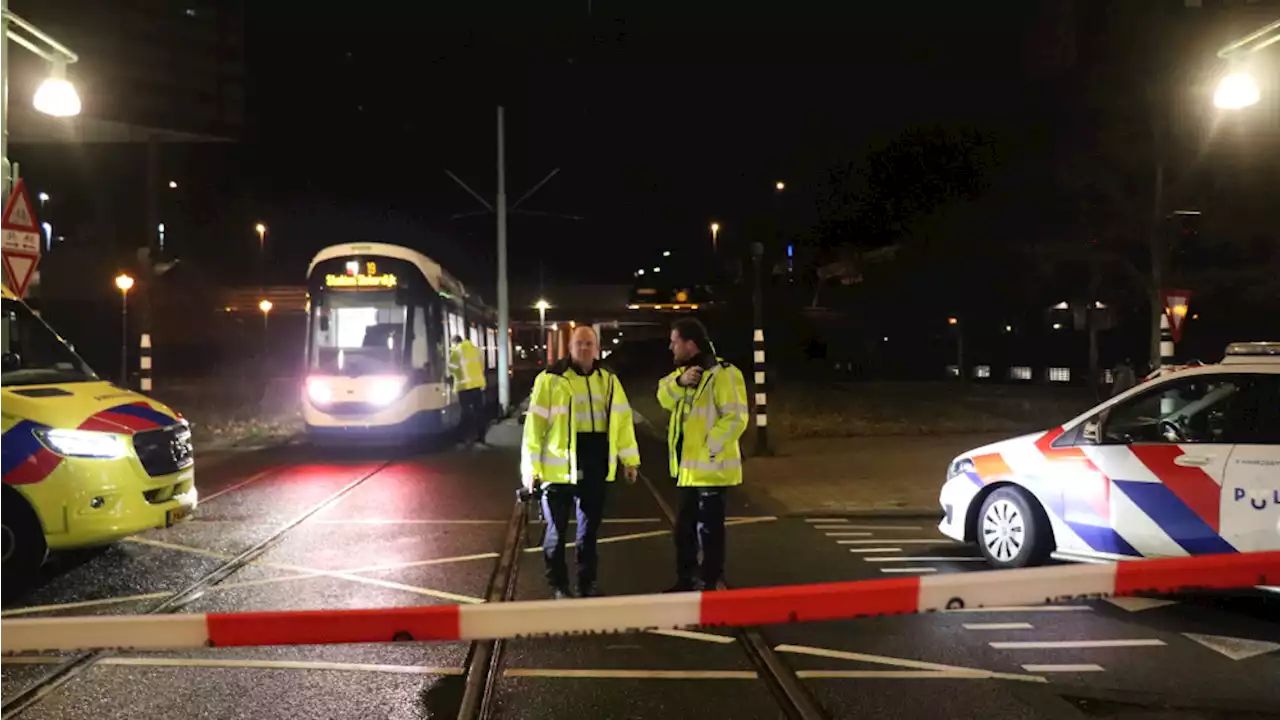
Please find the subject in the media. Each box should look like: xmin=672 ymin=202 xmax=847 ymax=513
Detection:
xmin=307 ymin=376 xmax=333 ymax=405
xmin=369 ymin=376 xmax=407 ymax=406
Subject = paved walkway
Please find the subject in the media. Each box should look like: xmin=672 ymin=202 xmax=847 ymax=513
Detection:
xmin=739 ymin=433 xmax=1008 ymax=515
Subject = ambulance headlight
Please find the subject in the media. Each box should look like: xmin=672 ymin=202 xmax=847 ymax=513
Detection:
xmin=947 ymin=457 xmax=974 ymax=480
xmin=369 ymin=376 xmax=407 ymax=406
xmin=35 ymin=428 xmax=128 ymax=459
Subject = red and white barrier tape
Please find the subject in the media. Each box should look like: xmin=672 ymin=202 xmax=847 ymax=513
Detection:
xmin=4 ymin=552 xmax=1276 ymax=654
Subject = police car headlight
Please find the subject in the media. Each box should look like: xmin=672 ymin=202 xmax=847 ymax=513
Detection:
xmin=35 ymin=428 xmax=128 ymax=459
xmin=947 ymin=458 xmax=975 ymax=480
xmin=368 ymin=376 xmax=407 ymax=406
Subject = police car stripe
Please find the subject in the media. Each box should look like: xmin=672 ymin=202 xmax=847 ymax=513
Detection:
xmin=1129 ymin=445 xmax=1221 ymax=533
xmin=5 ymin=552 xmax=1276 ymax=653
xmin=1113 ymin=480 xmax=1237 ymax=555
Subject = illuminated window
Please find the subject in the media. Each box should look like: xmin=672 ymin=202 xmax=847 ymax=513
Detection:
xmin=1010 ymin=366 xmax=1032 ymax=381
xmin=973 ymin=365 xmax=991 ymax=379
xmin=1047 ymin=367 xmax=1071 ymax=383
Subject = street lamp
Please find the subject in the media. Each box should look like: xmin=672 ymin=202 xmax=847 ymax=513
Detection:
xmin=114 ymin=274 xmax=134 ymax=386
xmin=2 ymin=7 xmax=83 ymax=200
xmin=710 ymin=222 xmax=720 ymax=251
xmin=168 ymin=180 xmax=178 ymax=189
xmin=775 ymin=181 xmax=786 ymax=192
xmin=1213 ymin=72 xmax=1261 ymax=110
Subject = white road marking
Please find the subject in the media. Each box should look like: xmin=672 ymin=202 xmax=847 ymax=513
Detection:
xmin=812 ymin=525 xmax=858 ymax=530
xmin=0 ymin=573 xmax=323 ymax=617
xmin=838 ymin=525 xmax=925 ymax=531
xmin=647 ymin=629 xmax=737 ymax=644
xmin=798 ymin=670 xmax=1041 ymax=680
xmin=880 ymin=567 xmax=938 ymax=574
xmin=1182 ymin=633 xmax=1280 ymax=661
xmin=504 ymin=669 xmax=758 ymax=680
xmin=774 ymin=644 xmax=1046 ymax=683
xmin=963 ymin=623 xmax=1034 ymax=631
xmin=990 ymin=639 xmax=1165 ymax=649
xmin=100 ymin=657 xmax=464 ymax=675
xmin=847 ymin=548 xmax=903 ymax=554
xmin=125 ymin=537 xmax=484 ymax=604
xmin=837 ymin=539 xmax=951 ymax=545
xmin=1021 ymin=664 xmax=1105 ymax=673
xmin=944 ymin=605 xmax=1092 ymax=613
xmin=313 ymin=518 xmax=667 ymax=525
xmin=199 ymin=467 xmax=281 ymax=504
xmin=1104 ymin=596 xmax=1178 ymax=612
xmin=341 ymin=552 xmax=499 ymax=574
xmin=805 ymin=518 xmax=848 ymax=523
xmin=823 ymin=532 xmax=873 ymax=537
xmin=862 ymin=556 xmax=985 ymax=562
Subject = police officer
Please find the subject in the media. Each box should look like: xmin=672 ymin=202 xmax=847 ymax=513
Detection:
xmin=522 ymin=325 xmax=641 ymax=599
xmin=449 ymin=334 xmax=487 ymax=445
xmin=658 ymin=317 xmax=748 ymax=592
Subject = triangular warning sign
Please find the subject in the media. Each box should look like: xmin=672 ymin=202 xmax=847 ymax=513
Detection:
xmin=2 ymin=179 xmax=39 ymax=233
xmin=1182 ymin=633 xmax=1280 ymax=661
xmin=2 ymin=252 xmax=39 ymax=298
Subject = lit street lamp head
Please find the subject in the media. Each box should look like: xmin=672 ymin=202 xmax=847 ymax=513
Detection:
xmin=775 ymin=181 xmax=786 ymax=191
xmin=259 ymin=299 xmax=273 ymax=314
xmin=1214 ymin=72 xmax=1261 ymax=110
xmin=33 ymin=62 xmax=82 ymax=118
xmin=255 ymin=223 xmax=267 ymax=234
xmin=114 ymin=274 xmax=134 ymax=292
xmin=534 ymin=299 xmax=551 ymax=312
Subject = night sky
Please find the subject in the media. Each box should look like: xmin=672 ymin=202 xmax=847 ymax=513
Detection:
xmin=244 ymin=1 xmax=1044 ymax=286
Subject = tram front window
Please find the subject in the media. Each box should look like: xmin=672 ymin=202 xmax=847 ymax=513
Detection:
xmin=309 ymin=290 xmax=407 ymax=376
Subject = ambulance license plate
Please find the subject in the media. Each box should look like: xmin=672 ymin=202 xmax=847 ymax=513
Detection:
xmin=166 ymin=507 xmax=191 ymax=527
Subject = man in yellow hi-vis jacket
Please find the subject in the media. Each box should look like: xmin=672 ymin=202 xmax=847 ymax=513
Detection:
xmin=449 ymin=334 xmax=488 ymax=445
xmin=658 ymin=317 xmax=748 ymax=592
xmin=522 ymin=325 xmax=640 ymax=598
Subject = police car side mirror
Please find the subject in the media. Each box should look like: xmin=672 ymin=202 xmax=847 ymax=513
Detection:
xmin=1081 ymin=418 xmax=1101 ymax=444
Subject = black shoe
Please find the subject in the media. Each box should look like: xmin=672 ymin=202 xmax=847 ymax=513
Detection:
xmin=552 ymin=586 xmax=574 ymax=600
xmin=663 ymin=580 xmax=700 ymax=593
xmin=578 ymin=583 xmax=600 ymax=598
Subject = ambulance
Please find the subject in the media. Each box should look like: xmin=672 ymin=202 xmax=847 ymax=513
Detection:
xmin=939 ymin=342 xmax=1280 ymax=568
xmin=2 ymin=285 xmax=196 ymax=579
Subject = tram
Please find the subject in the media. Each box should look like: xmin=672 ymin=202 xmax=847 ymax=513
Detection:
xmin=301 ymin=242 xmax=498 ymax=440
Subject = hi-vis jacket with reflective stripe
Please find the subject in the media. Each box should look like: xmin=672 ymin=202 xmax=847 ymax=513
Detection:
xmin=449 ymin=339 xmax=487 ymax=391
xmin=521 ymin=359 xmax=640 ymax=486
xmin=658 ymin=357 xmax=749 ymax=487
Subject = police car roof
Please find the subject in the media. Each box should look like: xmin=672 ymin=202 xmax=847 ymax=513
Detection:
xmin=1222 ymin=341 xmax=1280 ymax=365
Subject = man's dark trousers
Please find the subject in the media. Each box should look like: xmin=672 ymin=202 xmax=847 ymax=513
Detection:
xmin=459 ymin=387 xmax=485 ymax=443
xmin=541 ymin=433 xmax=609 ymax=591
xmin=674 ymin=487 xmax=727 ymax=589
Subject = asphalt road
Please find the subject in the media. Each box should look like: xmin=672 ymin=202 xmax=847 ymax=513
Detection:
xmin=2 ymin=429 xmax=1278 ymax=720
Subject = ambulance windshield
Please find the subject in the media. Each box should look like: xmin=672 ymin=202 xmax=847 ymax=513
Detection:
xmin=1 ymin=298 xmax=99 ymax=386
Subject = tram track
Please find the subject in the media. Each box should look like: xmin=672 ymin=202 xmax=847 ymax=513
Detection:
xmin=0 ymin=459 xmax=399 ymax=719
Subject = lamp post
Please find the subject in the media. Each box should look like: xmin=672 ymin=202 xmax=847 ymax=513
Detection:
xmin=115 ymin=274 xmax=134 ymax=386
xmin=534 ymin=299 xmax=551 ymax=363
xmin=2 ymin=0 xmax=83 ymax=203
xmin=710 ymin=222 xmax=720 ymax=253
xmin=254 ymin=222 xmax=267 ymax=289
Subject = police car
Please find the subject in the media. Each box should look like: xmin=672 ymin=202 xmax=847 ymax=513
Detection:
xmin=938 ymin=342 xmax=1280 ymax=568
xmin=2 ymin=286 xmax=196 ymax=580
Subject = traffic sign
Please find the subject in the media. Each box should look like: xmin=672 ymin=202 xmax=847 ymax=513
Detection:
xmin=2 ymin=179 xmax=42 ymax=298
xmin=2 ymin=251 xmax=40 ymax=298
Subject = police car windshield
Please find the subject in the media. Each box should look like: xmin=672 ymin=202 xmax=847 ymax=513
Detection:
xmin=1 ymin=298 xmax=99 ymax=386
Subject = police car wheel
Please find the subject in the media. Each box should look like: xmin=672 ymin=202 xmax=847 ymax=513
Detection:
xmin=1 ymin=489 xmax=47 ymax=581
xmin=977 ymin=487 xmax=1051 ymax=569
